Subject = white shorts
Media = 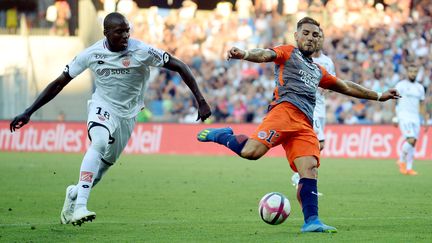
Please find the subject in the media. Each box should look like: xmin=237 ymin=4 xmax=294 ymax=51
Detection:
xmin=87 ymin=100 xmax=136 ymax=165
xmin=313 ymin=117 xmax=325 ymax=142
xmin=398 ymin=119 xmax=420 ymax=139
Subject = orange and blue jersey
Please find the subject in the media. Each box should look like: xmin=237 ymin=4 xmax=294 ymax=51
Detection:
xmin=269 ymin=44 xmax=337 ymax=124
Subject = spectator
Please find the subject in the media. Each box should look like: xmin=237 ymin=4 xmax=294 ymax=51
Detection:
xmin=50 ymin=0 xmax=71 ymax=36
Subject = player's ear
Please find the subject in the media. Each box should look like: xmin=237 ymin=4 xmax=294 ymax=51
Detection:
xmin=294 ymin=31 xmax=299 ymax=42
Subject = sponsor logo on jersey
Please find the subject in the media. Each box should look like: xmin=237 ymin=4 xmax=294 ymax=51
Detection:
xmin=299 ymin=69 xmax=320 ymax=89
xmin=96 ymin=68 xmax=131 ymax=77
xmin=148 ymin=47 xmax=162 ymax=62
xmin=95 ymin=54 xmax=107 ymax=59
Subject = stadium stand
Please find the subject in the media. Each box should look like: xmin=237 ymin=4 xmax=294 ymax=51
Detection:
xmin=0 ymin=0 xmax=431 ymax=124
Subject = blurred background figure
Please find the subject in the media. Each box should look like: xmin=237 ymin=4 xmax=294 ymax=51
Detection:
xmin=6 ymin=6 xmax=18 ymax=34
xmin=49 ymin=0 xmax=71 ymax=36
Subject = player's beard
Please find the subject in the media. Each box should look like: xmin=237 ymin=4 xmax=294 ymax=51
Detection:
xmin=409 ymin=77 xmax=416 ymax=82
xmin=299 ymin=48 xmax=314 ymax=57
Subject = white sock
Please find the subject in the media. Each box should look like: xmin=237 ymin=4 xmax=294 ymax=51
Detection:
xmin=75 ymin=126 xmax=109 ymax=209
xmin=399 ymin=141 xmax=412 ymax=163
xmin=406 ymin=144 xmax=415 ymax=170
xmin=76 ymin=147 xmax=102 ymax=208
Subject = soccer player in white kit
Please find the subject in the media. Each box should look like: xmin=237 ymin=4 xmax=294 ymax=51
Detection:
xmin=291 ymin=28 xmax=335 ymax=188
xmin=10 ymin=12 xmax=212 ymax=226
xmin=394 ymin=62 xmax=429 ymax=175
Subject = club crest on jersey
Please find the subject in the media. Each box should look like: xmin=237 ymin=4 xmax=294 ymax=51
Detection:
xmin=257 ymin=131 xmax=267 ymax=139
xmin=122 ymin=58 xmax=130 ymax=67
xmin=97 ymin=115 xmax=106 ymax=121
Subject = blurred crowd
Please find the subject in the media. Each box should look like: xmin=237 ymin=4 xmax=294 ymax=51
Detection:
xmin=117 ymin=0 xmax=431 ymax=124
xmin=2 ymin=0 xmax=431 ymax=124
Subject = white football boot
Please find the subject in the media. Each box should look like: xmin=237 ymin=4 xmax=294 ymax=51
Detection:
xmin=71 ymin=206 xmax=96 ymax=226
xmin=60 ymin=185 xmax=76 ymax=224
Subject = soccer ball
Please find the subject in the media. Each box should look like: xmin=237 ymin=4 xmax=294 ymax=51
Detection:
xmin=258 ymin=192 xmax=291 ymax=225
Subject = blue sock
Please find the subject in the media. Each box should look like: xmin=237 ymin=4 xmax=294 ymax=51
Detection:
xmin=297 ymin=178 xmax=318 ymax=223
xmin=214 ymin=133 xmax=248 ymax=156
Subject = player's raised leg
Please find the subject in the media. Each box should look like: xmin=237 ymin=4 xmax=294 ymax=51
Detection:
xmin=71 ymin=125 xmax=109 ymax=226
xmin=294 ymin=156 xmax=336 ymax=233
xmin=197 ymin=127 xmax=248 ymax=156
xmin=197 ymin=127 xmax=270 ymax=160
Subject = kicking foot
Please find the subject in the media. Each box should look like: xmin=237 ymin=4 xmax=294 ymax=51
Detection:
xmin=301 ymin=217 xmax=337 ymax=233
xmin=71 ymin=207 xmax=96 ymax=226
xmin=60 ymin=185 xmax=76 ymax=224
xmin=197 ymin=127 xmax=233 ymax=142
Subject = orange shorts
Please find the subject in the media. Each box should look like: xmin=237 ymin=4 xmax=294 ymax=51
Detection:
xmin=250 ymin=102 xmax=320 ymax=172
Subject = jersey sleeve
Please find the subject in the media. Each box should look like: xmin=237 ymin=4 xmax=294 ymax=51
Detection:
xmin=328 ymin=59 xmax=336 ymax=76
xmin=318 ymin=65 xmax=337 ymax=89
xmin=394 ymin=82 xmax=402 ymax=93
xmin=271 ymin=45 xmax=294 ymax=65
xmin=65 ymin=50 xmax=90 ymax=78
xmin=135 ymin=42 xmax=166 ymax=67
xmin=420 ymin=85 xmax=425 ymax=101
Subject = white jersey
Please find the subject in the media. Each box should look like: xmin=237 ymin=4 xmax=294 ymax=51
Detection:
xmin=395 ymin=79 xmax=425 ymax=122
xmin=66 ymin=38 xmax=167 ymax=118
xmin=313 ymin=53 xmax=335 ymax=118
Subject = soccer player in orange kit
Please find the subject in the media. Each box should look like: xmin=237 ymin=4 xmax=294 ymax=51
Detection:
xmin=198 ymin=17 xmax=400 ymax=233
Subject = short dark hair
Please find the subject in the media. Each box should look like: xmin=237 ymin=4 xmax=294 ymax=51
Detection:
xmin=103 ymin=12 xmax=126 ymax=30
xmin=297 ymin=17 xmax=320 ymax=30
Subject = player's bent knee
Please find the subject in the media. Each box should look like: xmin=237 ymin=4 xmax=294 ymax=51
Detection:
xmin=240 ymin=140 xmax=268 ymax=160
xmin=294 ymin=156 xmax=318 ymax=179
xmin=240 ymin=150 xmax=263 ymax=160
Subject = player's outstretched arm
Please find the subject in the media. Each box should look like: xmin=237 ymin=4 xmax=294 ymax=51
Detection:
xmin=162 ymin=55 xmax=211 ymax=122
xmin=10 ymin=73 xmax=73 ymax=132
xmin=328 ymin=78 xmax=401 ymax=101
xmin=227 ymin=47 xmax=276 ymax=63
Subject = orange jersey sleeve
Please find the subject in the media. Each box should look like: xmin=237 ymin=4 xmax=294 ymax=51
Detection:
xmin=318 ymin=65 xmax=337 ymax=89
xmin=272 ymin=45 xmax=295 ymax=65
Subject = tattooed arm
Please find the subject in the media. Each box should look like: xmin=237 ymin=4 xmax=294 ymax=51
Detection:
xmin=226 ymin=47 xmax=276 ymax=63
xmin=328 ymin=79 xmax=401 ymax=102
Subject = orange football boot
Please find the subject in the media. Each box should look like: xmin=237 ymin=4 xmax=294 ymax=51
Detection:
xmin=405 ymin=169 xmax=418 ymax=176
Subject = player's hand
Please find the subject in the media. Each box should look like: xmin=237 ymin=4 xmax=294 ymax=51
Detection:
xmin=379 ymin=89 xmax=401 ymax=101
xmin=196 ymin=101 xmax=212 ymax=122
xmin=10 ymin=112 xmax=31 ymax=132
xmin=227 ymin=47 xmax=247 ymax=60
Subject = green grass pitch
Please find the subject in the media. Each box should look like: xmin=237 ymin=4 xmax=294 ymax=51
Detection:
xmin=1 ymin=152 xmax=431 ymax=242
